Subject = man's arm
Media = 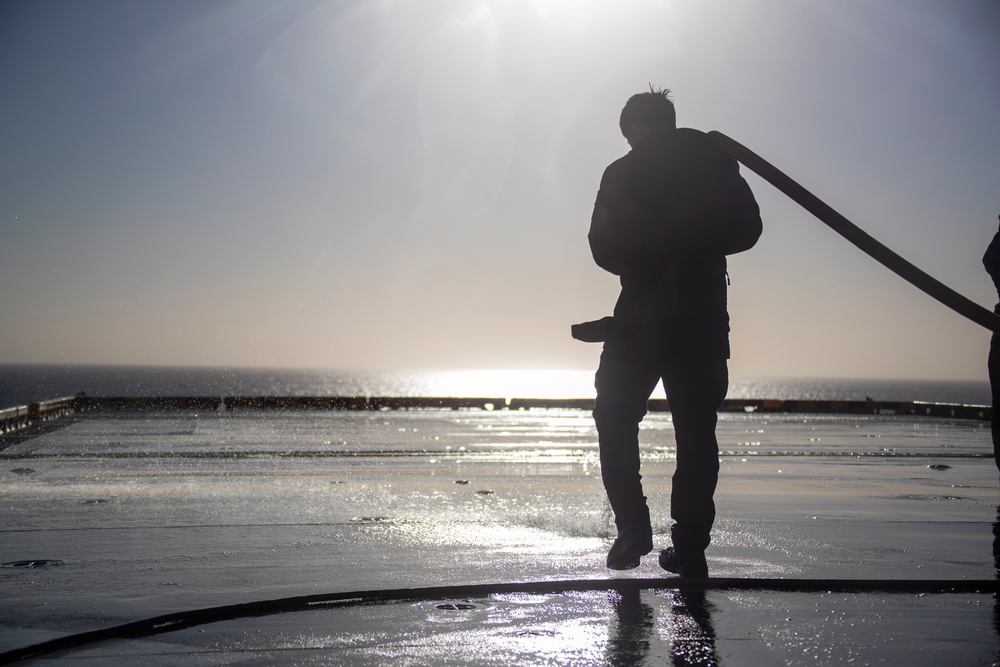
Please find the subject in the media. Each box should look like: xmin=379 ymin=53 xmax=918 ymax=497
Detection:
xmin=655 ymin=135 xmax=761 ymax=256
xmin=637 ymin=129 xmax=761 ymax=258
xmin=588 ymin=202 xmax=628 ymax=275
xmin=588 ymin=161 xmax=664 ymax=278
xmin=712 ymin=156 xmax=762 ymax=255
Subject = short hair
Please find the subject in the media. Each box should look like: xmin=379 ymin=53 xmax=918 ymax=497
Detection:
xmin=619 ymin=86 xmax=676 ymax=134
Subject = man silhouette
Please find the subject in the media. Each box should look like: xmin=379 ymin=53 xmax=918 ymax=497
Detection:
xmin=579 ymin=88 xmax=761 ymax=575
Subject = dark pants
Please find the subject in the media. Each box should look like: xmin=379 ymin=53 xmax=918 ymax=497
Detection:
xmin=594 ymin=336 xmax=728 ymax=553
xmin=990 ymin=333 xmax=1000 ymax=472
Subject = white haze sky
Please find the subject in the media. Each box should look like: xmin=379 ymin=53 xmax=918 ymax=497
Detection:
xmin=1 ymin=0 xmax=998 ymax=381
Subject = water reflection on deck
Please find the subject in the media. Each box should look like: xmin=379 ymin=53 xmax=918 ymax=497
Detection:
xmin=0 ymin=404 xmax=998 ymax=664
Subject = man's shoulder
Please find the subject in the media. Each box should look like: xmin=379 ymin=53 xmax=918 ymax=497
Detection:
xmin=599 ymin=152 xmax=633 ymax=188
xmin=600 ymin=128 xmax=731 ymax=187
xmin=604 ymin=152 xmax=630 ymax=171
xmin=629 ymin=128 xmax=725 ymax=161
xmin=673 ymin=127 xmax=710 ymax=140
xmin=668 ymin=128 xmax=728 ymax=157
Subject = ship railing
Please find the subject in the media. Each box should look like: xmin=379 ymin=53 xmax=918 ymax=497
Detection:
xmin=0 ymin=395 xmax=990 ymax=439
xmin=1 ymin=396 xmax=77 ymax=434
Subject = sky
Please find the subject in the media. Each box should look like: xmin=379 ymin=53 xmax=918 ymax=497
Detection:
xmin=1 ymin=0 xmax=998 ymax=381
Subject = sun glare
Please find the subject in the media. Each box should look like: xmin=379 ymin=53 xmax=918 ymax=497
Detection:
xmin=425 ymin=369 xmax=595 ymax=399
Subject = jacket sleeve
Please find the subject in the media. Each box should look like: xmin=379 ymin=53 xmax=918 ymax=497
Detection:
xmin=588 ymin=161 xmax=663 ymax=278
xmin=712 ymin=156 xmax=762 ymax=255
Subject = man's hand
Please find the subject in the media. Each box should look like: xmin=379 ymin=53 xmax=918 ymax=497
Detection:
xmin=571 ymin=316 xmax=618 ymax=343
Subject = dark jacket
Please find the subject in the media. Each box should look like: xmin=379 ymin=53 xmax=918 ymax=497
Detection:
xmin=588 ymin=128 xmax=761 ymax=357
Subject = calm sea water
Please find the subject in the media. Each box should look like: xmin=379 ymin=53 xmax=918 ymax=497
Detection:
xmin=0 ymin=363 xmax=990 ymax=410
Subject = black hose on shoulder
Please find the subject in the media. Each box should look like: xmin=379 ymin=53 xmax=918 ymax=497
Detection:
xmin=709 ymin=130 xmax=1000 ymax=334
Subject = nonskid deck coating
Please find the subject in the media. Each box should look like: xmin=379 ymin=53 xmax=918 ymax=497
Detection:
xmin=1 ymin=409 xmax=998 ymax=664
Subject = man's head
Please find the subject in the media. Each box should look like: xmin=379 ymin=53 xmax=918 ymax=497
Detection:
xmin=619 ymin=87 xmax=675 ymax=147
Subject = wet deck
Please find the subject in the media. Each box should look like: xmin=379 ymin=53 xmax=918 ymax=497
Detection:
xmin=1 ymin=407 xmax=998 ymax=664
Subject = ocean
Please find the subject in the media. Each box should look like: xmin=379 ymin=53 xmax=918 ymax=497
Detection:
xmin=0 ymin=363 xmax=991 ymax=409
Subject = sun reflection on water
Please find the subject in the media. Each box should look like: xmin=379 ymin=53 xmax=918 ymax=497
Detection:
xmin=421 ymin=369 xmax=595 ymax=399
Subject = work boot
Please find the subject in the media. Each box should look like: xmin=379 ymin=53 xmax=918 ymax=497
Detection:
xmin=658 ymin=547 xmax=708 ymax=578
xmin=606 ymin=526 xmax=653 ymax=570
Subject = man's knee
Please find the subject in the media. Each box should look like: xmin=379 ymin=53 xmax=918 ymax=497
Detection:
xmin=593 ymin=397 xmax=647 ymax=434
